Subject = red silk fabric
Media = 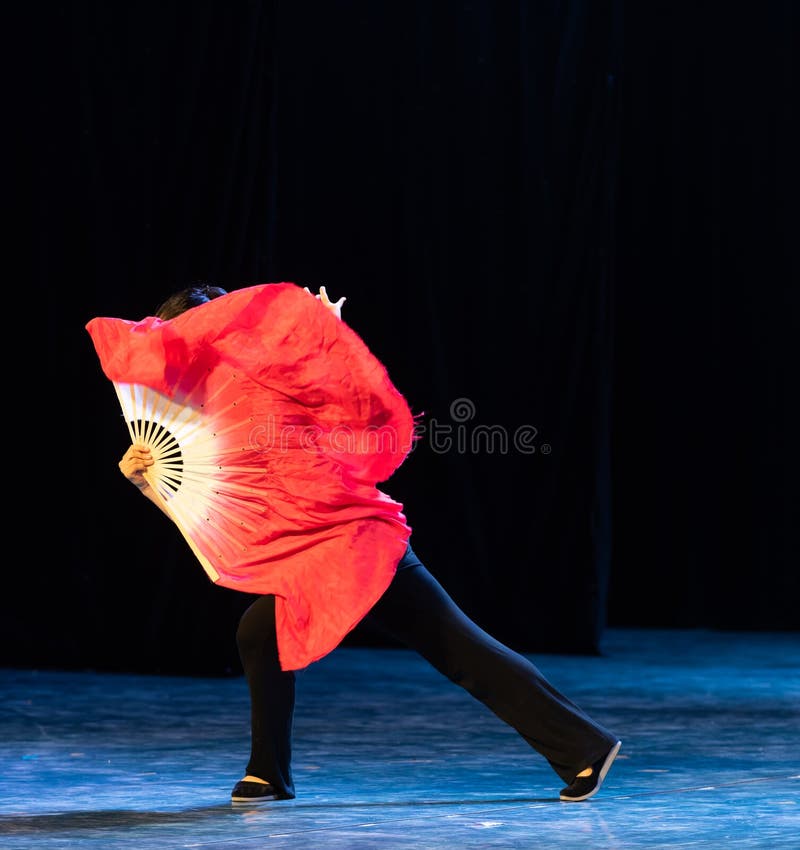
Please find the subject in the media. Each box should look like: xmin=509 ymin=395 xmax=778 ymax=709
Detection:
xmin=86 ymin=283 xmax=415 ymax=670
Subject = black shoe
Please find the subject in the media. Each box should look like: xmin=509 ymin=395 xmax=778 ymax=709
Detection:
xmin=231 ymin=779 xmax=280 ymax=805
xmin=559 ymin=740 xmax=621 ymax=802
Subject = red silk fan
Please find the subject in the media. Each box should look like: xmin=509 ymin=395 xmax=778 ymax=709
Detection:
xmin=86 ymin=283 xmax=416 ymax=671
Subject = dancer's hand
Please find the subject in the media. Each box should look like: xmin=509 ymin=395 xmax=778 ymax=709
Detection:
xmin=119 ymin=443 xmax=172 ymax=517
xmin=120 ymin=444 xmax=154 ymax=490
xmin=304 ymin=285 xmax=346 ymax=319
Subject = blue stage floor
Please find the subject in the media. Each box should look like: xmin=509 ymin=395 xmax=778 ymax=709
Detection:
xmin=1 ymin=628 xmax=798 ymax=849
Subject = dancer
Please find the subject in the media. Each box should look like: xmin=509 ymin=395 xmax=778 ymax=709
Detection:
xmin=103 ymin=282 xmax=621 ymax=804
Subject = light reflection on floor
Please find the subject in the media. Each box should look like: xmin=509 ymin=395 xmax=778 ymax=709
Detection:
xmin=1 ymin=628 xmax=798 ymax=849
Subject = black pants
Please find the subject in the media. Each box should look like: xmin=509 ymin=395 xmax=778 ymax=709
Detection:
xmin=235 ymin=543 xmax=618 ymax=799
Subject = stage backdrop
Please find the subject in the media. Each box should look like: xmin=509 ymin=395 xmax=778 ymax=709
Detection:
xmin=8 ymin=1 xmax=796 ymax=675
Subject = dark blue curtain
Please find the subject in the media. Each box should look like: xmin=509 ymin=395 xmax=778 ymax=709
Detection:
xmin=9 ymin=1 xmax=795 ymax=675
